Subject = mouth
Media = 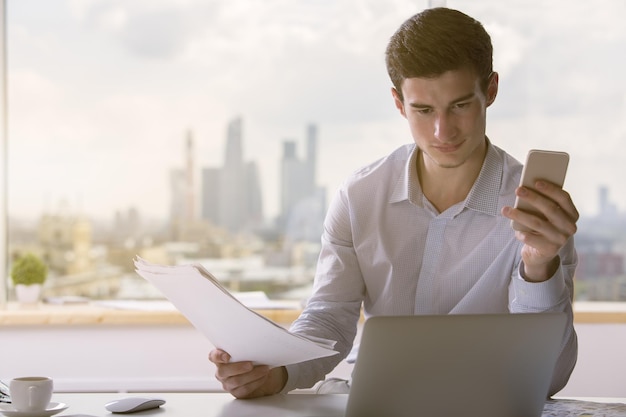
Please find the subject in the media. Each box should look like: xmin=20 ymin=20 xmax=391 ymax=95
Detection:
xmin=434 ymin=141 xmax=463 ymax=153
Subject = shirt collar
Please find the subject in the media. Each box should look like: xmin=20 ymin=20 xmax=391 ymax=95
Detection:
xmin=465 ymin=141 xmax=503 ymax=216
xmin=389 ymin=145 xmax=419 ymax=205
xmin=389 ymin=139 xmax=503 ymax=216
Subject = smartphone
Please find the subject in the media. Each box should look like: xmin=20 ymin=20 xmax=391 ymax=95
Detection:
xmin=511 ymin=149 xmax=569 ymax=232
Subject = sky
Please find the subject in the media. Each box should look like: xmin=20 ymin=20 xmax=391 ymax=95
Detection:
xmin=6 ymin=0 xmax=626 ymax=222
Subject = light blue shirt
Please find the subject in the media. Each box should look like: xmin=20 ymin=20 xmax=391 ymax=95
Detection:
xmin=284 ymin=140 xmax=577 ymax=395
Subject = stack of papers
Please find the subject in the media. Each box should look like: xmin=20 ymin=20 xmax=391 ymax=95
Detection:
xmin=134 ymin=257 xmax=338 ymax=367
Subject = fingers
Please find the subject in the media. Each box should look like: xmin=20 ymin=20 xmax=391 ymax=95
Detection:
xmin=218 ymin=364 xmax=272 ymax=398
xmin=531 ymin=180 xmax=579 ymax=225
xmin=506 ymin=181 xmax=578 ymax=238
xmin=209 ymin=348 xmax=231 ymax=364
xmin=208 ymin=349 xmax=272 ymax=399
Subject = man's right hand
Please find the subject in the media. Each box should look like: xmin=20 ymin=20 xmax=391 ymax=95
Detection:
xmin=209 ymin=348 xmax=288 ymax=399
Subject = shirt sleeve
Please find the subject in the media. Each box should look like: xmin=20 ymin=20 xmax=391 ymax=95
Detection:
xmin=281 ymin=186 xmax=364 ymax=392
xmin=509 ymin=237 xmax=578 ymax=396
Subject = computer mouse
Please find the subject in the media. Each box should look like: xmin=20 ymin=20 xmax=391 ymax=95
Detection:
xmin=105 ymin=397 xmax=166 ymax=414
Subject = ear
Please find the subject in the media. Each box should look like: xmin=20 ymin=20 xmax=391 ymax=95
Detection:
xmin=486 ymin=72 xmax=499 ymax=107
xmin=391 ymin=87 xmax=407 ymax=118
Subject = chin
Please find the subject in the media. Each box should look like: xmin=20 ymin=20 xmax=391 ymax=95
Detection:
xmin=433 ymin=153 xmax=468 ymax=169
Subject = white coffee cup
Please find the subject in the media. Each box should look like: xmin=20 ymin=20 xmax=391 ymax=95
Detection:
xmin=9 ymin=376 xmax=54 ymax=412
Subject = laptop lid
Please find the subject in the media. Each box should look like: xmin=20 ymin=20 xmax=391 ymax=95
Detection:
xmin=345 ymin=313 xmax=567 ymax=417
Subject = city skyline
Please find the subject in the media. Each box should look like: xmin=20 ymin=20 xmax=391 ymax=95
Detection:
xmin=8 ymin=114 xmax=626 ymax=230
xmin=6 ymin=0 xmax=626 ymax=221
xmin=7 ymin=110 xmax=626 ymax=225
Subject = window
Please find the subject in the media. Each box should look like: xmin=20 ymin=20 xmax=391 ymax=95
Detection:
xmin=3 ymin=0 xmax=626 ymax=303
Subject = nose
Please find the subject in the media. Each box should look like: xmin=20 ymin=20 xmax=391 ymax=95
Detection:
xmin=433 ymin=112 xmax=456 ymax=142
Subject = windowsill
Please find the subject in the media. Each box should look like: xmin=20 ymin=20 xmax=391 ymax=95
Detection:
xmin=1 ymin=301 xmax=625 ymax=326
xmin=572 ymin=301 xmax=626 ymax=323
xmin=0 ymin=301 xmax=303 ymax=326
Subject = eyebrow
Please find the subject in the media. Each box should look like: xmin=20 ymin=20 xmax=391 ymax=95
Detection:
xmin=408 ymin=92 xmax=476 ymax=108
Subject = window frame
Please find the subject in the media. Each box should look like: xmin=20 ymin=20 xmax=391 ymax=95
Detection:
xmin=0 ymin=0 xmax=8 ymax=306
xmin=0 ymin=0 xmax=624 ymax=317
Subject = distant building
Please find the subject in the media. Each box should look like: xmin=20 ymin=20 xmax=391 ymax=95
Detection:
xmin=576 ymin=235 xmax=624 ymax=280
xmin=170 ymin=131 xmax=197 ymax=240
xmin=184 ymin=130 xmax=196 ymax=222
xmin=598 ymin=185 xmax=619 ymax=217
xmin=38 ymin=211 xmax=93 ymax=275
xmin=278 ymin=123 xmax=325 ymax=241
xmin=575 ymin=186 xmax=626 ymax=300
xmin=197 ymin=119 xmax=325 ymax=240
xmin=244 ymin=160 xmax=264 ymax=227
xmin=280 ymin=140 xmax=306 ymax=221
xmin=111 ymin=207 xmax=141 ymax=244
xmin=200 ymin=117 xmax=264 ymax=233
xmin=169 ymin=167 xmax=186 ymax=239
xmin=218 ymin=118 xmax=245 ymax=232
xmin=201 ymin=167 xmax=220 ymax=225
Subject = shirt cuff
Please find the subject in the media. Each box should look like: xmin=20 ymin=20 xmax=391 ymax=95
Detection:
xmin=511 ymin=262 xmax=568 ymax=311
xmin=280 ymin=363 xmax=301 ymax=393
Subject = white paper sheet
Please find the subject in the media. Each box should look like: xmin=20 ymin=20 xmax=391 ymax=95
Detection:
xmin=134 ymin=257 xmax=338 ymax=367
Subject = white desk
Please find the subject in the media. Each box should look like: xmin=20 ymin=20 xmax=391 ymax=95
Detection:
xmin=42 ymin=393 xmax=626 ymax=417
xmin=51 ymin=392 xmax=346 ymax=417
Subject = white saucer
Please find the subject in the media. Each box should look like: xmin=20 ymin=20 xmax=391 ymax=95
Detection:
xmin=0 ymin=402 xmax=68 ymax=417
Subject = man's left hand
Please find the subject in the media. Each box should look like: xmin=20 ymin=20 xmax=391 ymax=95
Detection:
xmin=502 ymin=180 xmax=579 ymax=282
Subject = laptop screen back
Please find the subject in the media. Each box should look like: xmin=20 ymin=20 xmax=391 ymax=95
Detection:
xmin=345 ymin=313 xmax=567 ymax=417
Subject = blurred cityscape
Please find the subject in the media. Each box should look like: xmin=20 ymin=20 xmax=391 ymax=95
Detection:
xmin=575 ymin=187 xmax=626 ymax=301
xmin=7 ymin=117 xmax=626 ymax=303
xmin=8 ymin=117 xmax=326 ymax=302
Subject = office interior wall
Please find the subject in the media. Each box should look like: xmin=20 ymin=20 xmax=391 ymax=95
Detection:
xmin=0 ymin=323 xmax=623 ymax=396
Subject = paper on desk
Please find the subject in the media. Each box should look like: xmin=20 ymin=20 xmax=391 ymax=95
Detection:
xmin=134 ymin=257 xmax=338 ymax=367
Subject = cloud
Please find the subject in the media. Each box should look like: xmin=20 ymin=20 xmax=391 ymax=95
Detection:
xmin=65 ymin=0 xmax=417 ymax=127
xmin=9 ymin=0 xmax=626 ymax=218
xmin=72 ymin=0 xmax=222 ymax=60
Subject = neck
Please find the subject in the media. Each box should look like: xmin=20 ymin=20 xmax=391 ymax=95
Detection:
xmin=417 ymin=148 xmax=486 ymax=213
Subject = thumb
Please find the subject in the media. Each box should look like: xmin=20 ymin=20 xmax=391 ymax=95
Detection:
xmin=209 ymin=349 xmax=231 ymax=364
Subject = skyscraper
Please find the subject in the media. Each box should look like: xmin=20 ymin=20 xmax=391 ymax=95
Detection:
xmin=201 ymin=117 xmax=264 ymax=233
xmin=305 ymin=124 xmax=317 ymax=197
xmin=280 ymin=140 xmax=306 ymax=223
xmin=169 ymin=130 xmax=198 ymax=240
xmin=218 ymin=118 xmax=245 ymax=231
xmin=169 ymin=167 xmax=186 ymax=238
xmin=201 ymin=167 xmax=220 ymax=225
xmin=279 ymin=123 xmax=325 ymax=241
xmin=185 ymin=130 xmax=196 ymax=222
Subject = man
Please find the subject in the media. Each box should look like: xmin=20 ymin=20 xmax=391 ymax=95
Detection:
xmin=209 ymin=7 xmax=579 ymax=399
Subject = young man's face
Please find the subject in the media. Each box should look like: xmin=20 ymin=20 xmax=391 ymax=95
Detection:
xmin=393 ymin=68 xmax=498 ymax=172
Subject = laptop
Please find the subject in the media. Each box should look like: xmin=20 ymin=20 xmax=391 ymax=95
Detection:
xmin=345 ymin=313 xmax=567 ymax=417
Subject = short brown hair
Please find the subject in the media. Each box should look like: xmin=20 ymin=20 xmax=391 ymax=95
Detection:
xmin=385 ymin=8 xmax=493 ymax=100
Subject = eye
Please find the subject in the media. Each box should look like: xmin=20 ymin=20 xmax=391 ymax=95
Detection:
xmin=455 ymin=101 xmax=471 ymax=109
xmin=414 ymin=107 xmax=432 ymax=115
